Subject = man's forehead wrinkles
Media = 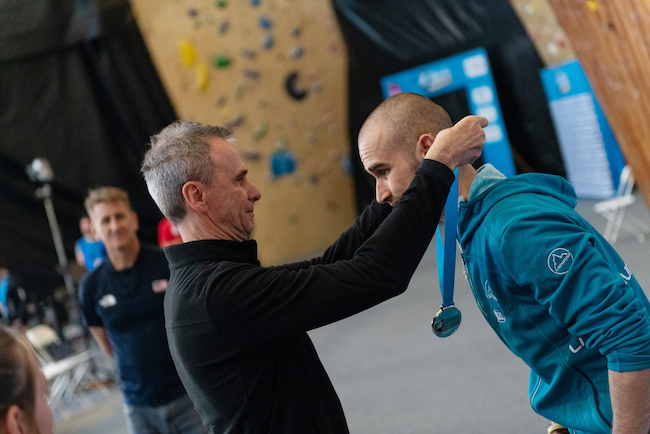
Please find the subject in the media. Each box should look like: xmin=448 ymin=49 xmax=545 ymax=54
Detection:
xmin=367 ymin=162 xmax=388 ymax=172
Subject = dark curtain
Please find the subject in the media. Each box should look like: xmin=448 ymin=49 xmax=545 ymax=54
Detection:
xmin=0 ymin=0 xmax=176 ymax=299
xmin=332 ymin=0 xmax=565 ymax=210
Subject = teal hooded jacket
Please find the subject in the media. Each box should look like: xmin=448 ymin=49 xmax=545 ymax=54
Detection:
xmin=458 ymin=165 xmax=650 ymax=434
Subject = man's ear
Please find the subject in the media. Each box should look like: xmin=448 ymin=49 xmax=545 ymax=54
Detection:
xmin=3 ymin=405 xmax=27 ymax=434
xmin=415 ymin=133 xmax=435 ymax=161
xmin=182 ymin=181 xmax=208 ymax=214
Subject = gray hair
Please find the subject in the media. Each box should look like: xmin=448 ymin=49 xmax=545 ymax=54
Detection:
xmin=141 ymin=121 xmax=233 ymax=225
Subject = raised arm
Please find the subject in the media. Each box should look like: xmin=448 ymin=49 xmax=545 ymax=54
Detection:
xmin=207 ymin=117 xmax=487 ymax=345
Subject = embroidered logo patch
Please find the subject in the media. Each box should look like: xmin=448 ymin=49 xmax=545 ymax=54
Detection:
xmin=493 ymin=309 xmax=506 ymax=323
xmin=98 ymin=294 xmax=117 ymax=308
xmin=484 ymin=280 xmax=498 ymax=301
xmin=547 ymin=248 xmax=573 ymax=275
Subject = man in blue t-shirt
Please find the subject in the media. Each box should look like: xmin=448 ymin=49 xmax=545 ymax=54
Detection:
xmin=79 ymin=187 xmax=205 ymax=434
xmin=357 ymin=92 xmax=650 ymax=434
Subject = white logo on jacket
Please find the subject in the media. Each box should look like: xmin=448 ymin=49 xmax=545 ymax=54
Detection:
xmin=547 ymin=248 xmax=573 ymax=275
xmin=484 ymin=280 xmax=498 ymax=301
xmin=493 ymin=309 xmax=506 ymax=323
xmin=620 ymin=264 xmax=632 ymax=283
xmin=98 ymin=294 xmax=117 ymax=308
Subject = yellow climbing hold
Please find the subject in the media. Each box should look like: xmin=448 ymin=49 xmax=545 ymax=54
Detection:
xmin=587 ymin=1 xmax=598 ymax=11
xmin=221 ymin=107 xmax=234 ymax=120
xmin=196 ymin=64 xmax=208 ymax=91
xmin=178 ymin=40 xmax=196 ymax=66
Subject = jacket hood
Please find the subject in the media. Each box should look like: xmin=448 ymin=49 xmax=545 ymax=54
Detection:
xmin=458 ymin=172 xmax=578 ymax=245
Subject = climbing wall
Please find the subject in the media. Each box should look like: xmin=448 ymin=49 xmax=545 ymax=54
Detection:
xmin=548 ymin=0 xmax=650 ymax=209
xmin=508 ymin=0 xmax=575 ymax=66
xmin=130 ymin=0 xmax=356 ymax=265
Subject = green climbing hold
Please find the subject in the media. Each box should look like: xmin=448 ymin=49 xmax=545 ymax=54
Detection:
xmin=213 ymin=54 xmax=232 ymax=68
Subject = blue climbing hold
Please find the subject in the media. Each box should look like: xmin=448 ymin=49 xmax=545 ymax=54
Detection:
xmin=259 ymin=16 xmax=272 ymax=30
xmin=262 ymin=35 xmax=274 ymax=50
xmin=270 ymin=150 xmax=296 ymax=177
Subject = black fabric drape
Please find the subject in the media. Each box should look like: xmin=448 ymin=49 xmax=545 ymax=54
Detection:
xmin=0 ymin=0 xmax=176 ymax=298
xmin=332 ymin=0 xmax=565 ymax=211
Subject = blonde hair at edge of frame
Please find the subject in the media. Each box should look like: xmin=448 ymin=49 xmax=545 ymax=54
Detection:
xmin=0 ymin=327 xmax=39 ymax=433
xmin=359 ymin=92 xmax=453 ymax=167
xmin=84 ymin=186 xmax=132 ymax=218
xmin=141 ymin=121 xmax=234 ymax=226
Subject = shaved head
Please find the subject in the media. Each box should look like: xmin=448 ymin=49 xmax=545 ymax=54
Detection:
xmin=359 ymin=92 xmax=453 ymax=164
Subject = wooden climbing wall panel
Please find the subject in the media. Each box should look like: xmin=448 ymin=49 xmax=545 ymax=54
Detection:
xmin=509 ymin=0 xmax=575 ymax=67
xmin=130 ymin=0 xmax=356 ymax=265
xmin=548 ymin=0 xmax=650 ymax=209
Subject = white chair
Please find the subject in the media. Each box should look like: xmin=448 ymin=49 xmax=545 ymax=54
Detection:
xmin=25 ymin=324 xmax=96 ymax=419
xmin=593 ymin=165 xmax=650 ymax=243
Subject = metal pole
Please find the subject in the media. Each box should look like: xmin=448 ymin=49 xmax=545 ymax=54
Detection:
xmin=36 ymin=184 xmax=79 ymax=323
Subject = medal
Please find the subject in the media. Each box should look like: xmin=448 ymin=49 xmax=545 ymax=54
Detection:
xmin=432 ymin=304 xmax=462 ymax=337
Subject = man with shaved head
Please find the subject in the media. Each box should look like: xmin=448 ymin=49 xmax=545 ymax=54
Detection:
xmin=141 ymin=115 xmax=487 ymax=433
xmin=359 ymin=92 xmax=650 ymax=434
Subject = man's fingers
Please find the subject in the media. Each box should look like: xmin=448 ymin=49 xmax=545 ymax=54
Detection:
xmin=456 ymin=115 xmax=489 ymax=129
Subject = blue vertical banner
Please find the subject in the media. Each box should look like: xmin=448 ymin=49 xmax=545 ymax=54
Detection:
xmin=540 ymin=59 xmax=625 ymax=198
xmin=380 ymin=47 xmax=516 ymax=177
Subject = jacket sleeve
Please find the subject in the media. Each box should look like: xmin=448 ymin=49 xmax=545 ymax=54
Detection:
xmin=270 ymin=200 xmax=393 ymax=271
xmin=207 ymin=160 xmax=453 ymax=346
xmin=500 ymin=210 xmax=650 ymax=372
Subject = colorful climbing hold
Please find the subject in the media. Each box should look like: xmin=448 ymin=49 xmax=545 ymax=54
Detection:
xmin=213 ymin=54 xmax=232 ymax=68
xmin=241 ymin=151 xmax=262 ymax=162
xmin=196 ymin=64 xmax=208 ymax=91
xmin=177 ymin=40 xmax=196 ymax=66
xmin=215 ymin=0 xmax=227 ymax=8
xmin=241 ymin=48 xmax=257 ymax=59
xmin=270 ymin=150 xmax=296 ymax=178
xmin=291 ymin=27 xmax=302 ymax=38
xmin=259 ymin=16 xmax=272 ymax=30
xmin=225 ymin=115 xmax=245 ymax=129
xmin=587 ymin=1 xmax=598 ymax=11
xmin=253 ymin=122 xmax=268 ymax=140
xmin=235 ymin=83 xmax=247 ymax=100
xmin=243 ymin=69 xmax=261 ymax=79
xmin=262 ymin=34 xmax=275 ymax=50
xmin=250 ymin=0 xmax=261 ymax=6
xmin=216 ymin=96 xmax=228 ymax=107
xmin=291 ymin=46 xmax=304 ymax=59
xmin=218 ymin=20 xmax=230 ymax=34
xmin=274 ymin=136 xmax=289 ymax=151
xmin=285 ymin=71 xmax=308 ymax=101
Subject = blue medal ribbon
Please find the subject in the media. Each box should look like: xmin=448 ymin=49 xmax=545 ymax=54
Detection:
xmin=432 ymin=170 xmax=461 ymax=337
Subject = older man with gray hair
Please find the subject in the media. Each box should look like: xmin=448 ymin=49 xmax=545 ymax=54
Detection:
xmin=141 ymin=116 xmax=487 ymax=433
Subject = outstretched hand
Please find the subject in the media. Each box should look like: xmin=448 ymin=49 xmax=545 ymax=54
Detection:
xmin=424 ymin=115 xmax=488 ymax=171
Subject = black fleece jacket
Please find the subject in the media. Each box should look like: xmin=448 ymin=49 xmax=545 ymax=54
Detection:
xmin=163 ymin=159 xmax=454 ymax=433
